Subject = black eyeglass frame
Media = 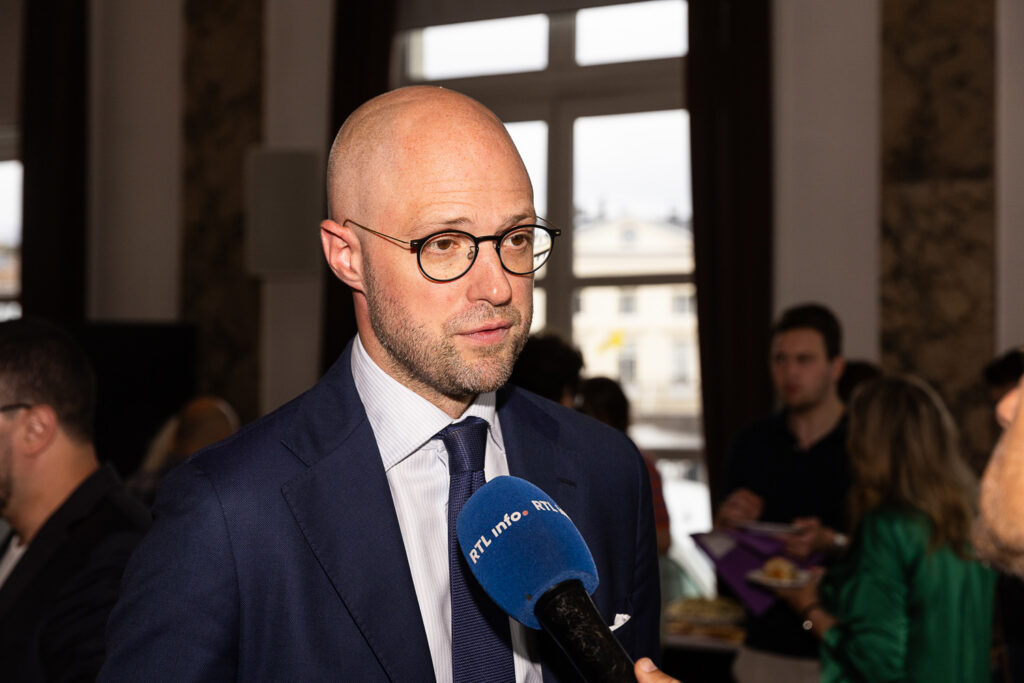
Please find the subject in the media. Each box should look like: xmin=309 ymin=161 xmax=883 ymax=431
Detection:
xmin=0 ymin=403 xmax=33 ymax=413
xmin=342 ymin=219 xmax=562 ymax=283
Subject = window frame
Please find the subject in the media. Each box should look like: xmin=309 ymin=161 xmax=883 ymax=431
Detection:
xmin=392 ymin=9 xmax=695 ymax=459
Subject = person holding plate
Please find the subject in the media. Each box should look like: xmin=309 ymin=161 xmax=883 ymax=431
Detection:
xmin=774 ymin=374 xmax=995 ymax=682
xmin=715 ymin=303 xmax=852 ymax=682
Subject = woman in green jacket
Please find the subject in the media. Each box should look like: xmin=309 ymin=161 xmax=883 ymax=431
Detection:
xmin=775 ymin=374 xmax=995 ymax=682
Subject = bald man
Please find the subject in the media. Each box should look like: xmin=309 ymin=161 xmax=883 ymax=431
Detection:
xmin=101 ymin=87 xmax=664 ymax=682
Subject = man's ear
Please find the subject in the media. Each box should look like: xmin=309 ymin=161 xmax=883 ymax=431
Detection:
xmin=19 ymin=405 xmax=59 ymax=456
xmin=320 ymin=219 xmax=364 ymax=292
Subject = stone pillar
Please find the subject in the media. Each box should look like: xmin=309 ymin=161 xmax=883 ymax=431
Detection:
xmin=880 ymin=0 xmax=995 ymax=468
xmin=182 ymin=0 xmax=263 ymax=422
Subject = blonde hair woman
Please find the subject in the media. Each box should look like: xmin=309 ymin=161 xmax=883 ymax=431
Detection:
xmin=775 ymin=374 xmax=995 ymax=682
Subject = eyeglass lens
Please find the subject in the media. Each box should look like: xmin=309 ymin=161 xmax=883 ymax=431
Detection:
xmin=418 ymin=227 xmax=553 ymax=281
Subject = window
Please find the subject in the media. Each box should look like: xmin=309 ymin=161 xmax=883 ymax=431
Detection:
xmin=576 ymin=0 xmax=688 ymax=65
xmin=619 ymin=340 xmax=637 ymax=385
xmin=619 ymin=288 xmax=636 ymax=314
xmin=0 ymin=0 xmax=22 ymax=322
xmin=395 ymin=3 xmax=711 ymax=590
xmin=394 ymin=1 xmax=697 ymax=460
xmin=0 ymin=160 xmax=22 ymax=320
xmin=672 ymin=339 xmax=692 ymax=385
xmin=504 ymin=121 xmax=548 ymax=216
xmin=405 ymin=15 xmax=549 ymax=81
xmin=673 ymin=287 xmax=696 ymax=315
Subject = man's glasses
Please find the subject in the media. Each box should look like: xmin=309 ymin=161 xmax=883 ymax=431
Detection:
xmin=0 ymin=403 xmax=32 ymax=413
xmin=343 ymin=219 xmax=561 ymax=283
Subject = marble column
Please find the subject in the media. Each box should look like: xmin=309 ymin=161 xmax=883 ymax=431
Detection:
xmin=182 ymin=0 xmax=263 ymax=422
xmin=881 ymin=0 xmax=995 ymax=469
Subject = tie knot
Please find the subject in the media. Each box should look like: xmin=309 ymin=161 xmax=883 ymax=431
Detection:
xmin=438 ymin=416 xmax=489 ymax=475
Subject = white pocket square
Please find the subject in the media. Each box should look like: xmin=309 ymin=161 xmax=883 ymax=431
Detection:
xmin=610 ymin=613 xmax=631 ymax=632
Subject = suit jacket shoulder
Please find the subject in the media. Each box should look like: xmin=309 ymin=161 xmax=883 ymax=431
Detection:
xmin=0 ymin=464 xmax=150 ymax=682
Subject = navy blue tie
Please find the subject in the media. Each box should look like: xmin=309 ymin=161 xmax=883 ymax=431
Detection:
xmin=440 ymin=417 xmax=516 ymax=683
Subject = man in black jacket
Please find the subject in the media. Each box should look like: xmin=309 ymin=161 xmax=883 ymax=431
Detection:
xmin=0 ymin=318 xmax=150 ymax=681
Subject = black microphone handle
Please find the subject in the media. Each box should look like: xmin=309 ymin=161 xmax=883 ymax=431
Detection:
xmin=534 ymin=579 xmax=637 ymax=683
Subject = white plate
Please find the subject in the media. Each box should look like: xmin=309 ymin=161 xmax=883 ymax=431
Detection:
xmin=738 ymin=521 xmax=799 ymax=536
xmin=665 ymin=598 xmax=745 ymax=627
xmin=746 ymin=569 xmax=810 ymax=588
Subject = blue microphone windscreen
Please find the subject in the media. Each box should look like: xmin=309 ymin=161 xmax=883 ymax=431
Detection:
xmin=456 ymin=475 xmax=598 ymax=629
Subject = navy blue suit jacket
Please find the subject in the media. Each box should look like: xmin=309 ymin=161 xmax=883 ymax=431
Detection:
xmin=101 ymin=343 xmax=660 ymax=681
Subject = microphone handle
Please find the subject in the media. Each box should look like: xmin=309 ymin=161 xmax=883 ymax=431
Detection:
xmin=534 ymin=579 xmax=637 ymax=683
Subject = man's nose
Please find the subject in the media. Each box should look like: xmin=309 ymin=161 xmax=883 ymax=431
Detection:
xmin=465 ymin=243 xmax=513 ymax=304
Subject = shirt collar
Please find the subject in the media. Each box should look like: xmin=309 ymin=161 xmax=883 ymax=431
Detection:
xmin=350 ymin=335 xmax=502 ymax=471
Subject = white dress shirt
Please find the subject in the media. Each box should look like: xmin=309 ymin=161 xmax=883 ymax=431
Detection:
xmin=0 ymin=535 xmax=26 ymax=589
xmin=351 ymin=336 xmax=543 ymax=683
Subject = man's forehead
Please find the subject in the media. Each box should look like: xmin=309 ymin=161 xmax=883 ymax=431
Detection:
xmin=366 ymin=136 xmax=534 ymax=229
xmin=771 ymin=328 xmax=828 ymax=354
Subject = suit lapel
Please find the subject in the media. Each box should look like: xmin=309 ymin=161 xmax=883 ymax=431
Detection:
xmin=498 ymin=387 xmax=609 ymax=683
xmin=280 ymin=345 xmax=435 ymax=682
xmin=498 ymin=386 xmax=580 ymax=512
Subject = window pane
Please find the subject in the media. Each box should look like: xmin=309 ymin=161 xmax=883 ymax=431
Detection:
xmin=0 ymin=301 xmax=21 ymax=321
xmin=573 ymin=110 xmax=691 ymax=277
xmin=576 ymin=0 xmax=688 ymax=66
xmin=0 ymin=160 xmax=23 ymax=303
xmin=406 ymin=15 xmax=548 ymax=80
xmin=573 ymin=284 xmax=702 ymax=453
xmin=531 ymin=287 xmax=546 ymax=333
xmin=658 ymin=459 xmax=716 ymax=597
xmin=505 ymin=121 xmax=547 ymax=217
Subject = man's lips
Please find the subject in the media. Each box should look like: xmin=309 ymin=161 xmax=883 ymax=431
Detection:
xmin=456 ymin=320 xmax=513 ymax=342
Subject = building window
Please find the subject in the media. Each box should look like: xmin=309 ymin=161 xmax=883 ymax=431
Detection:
xmin=673 ymin=288 xmax=696 ymax=315
xmin=619 ymin=341 xmax=637 ymax=386
xmin=619 ymin=288 xmax=636 ymax=314
xmin=672 ymin=339 xmax=692 ymax=385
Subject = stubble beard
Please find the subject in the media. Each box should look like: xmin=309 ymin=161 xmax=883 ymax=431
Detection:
xmin=783 ymin=376 xmax=834 ymax=415
xmin=363 ymin=262 xmax=531 ymax=400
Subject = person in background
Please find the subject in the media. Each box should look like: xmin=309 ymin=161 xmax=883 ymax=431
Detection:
xmin=982 ymin=348 xmax=1024 ymax=406
xmin=128 ymin=395 xmax=240 ymax=506
xmin=774 ymin=374 xmax=994 ymax=682
xmin=836 ymin=359 xmax=881 ymax=405
xmin=0 ymin=318 xmax=151 ymax=681
xmin=509 ymin=331 xmax=584 ymax=408
xmin=578 ymin=376 xmax=671 ymax=557
xmin=715 ymin=303 xmax=851 ymax=682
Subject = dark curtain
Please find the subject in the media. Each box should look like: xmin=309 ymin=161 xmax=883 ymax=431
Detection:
xmin=321 ymin=1 xmax=397 ymax=370
xmin=688 ymin=0 xmax=775 ymax=505
xmin=20 ymin=0 xmax=87 ymax=325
